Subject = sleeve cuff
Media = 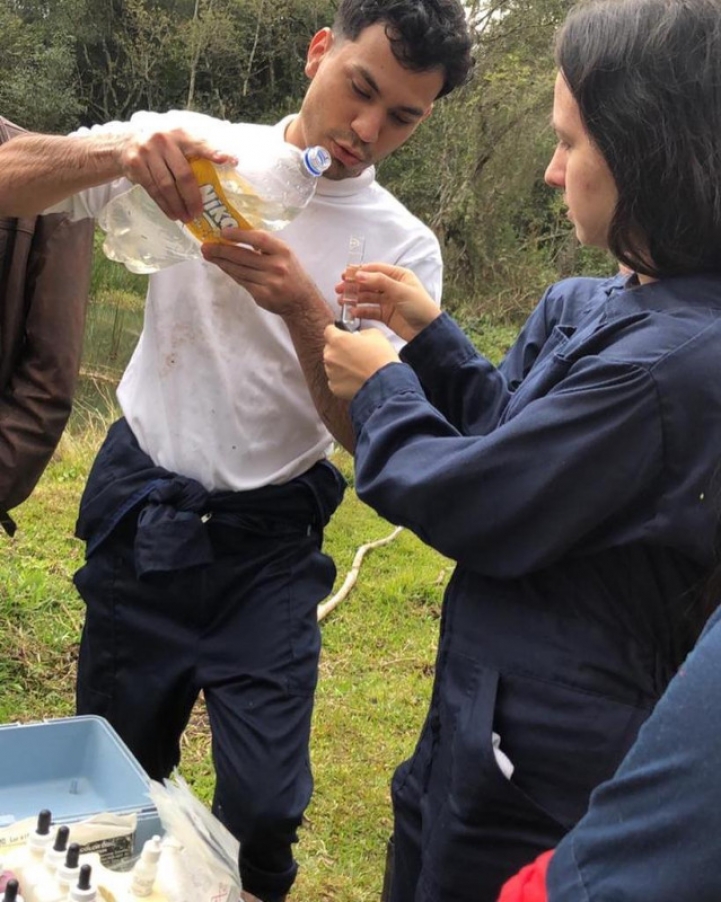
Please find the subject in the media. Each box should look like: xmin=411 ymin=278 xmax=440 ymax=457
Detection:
xmin=349 ymin=362 xmax=425 ymax=433
xmin=400 ymin=312 xmax=479 ymax=378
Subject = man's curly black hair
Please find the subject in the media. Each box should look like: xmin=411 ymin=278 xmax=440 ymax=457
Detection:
xmin=333 ymin=0 xmax=474 ymax=98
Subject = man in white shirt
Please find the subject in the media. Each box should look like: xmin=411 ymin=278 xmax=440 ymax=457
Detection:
xmin=0 ymin=2 xmax=473 ymax=899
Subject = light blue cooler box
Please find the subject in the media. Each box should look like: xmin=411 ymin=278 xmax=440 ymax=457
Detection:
xmin=0 ymin=715 xmax=163 ymax=864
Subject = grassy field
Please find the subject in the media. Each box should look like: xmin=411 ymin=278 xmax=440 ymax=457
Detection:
xmin=0 ymin=250 xmax=520 ymax=901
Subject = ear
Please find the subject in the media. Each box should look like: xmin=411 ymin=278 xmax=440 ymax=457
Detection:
xmin=420 ymin=103 xmax=434 ymax=124
xmin=305 ymin=27 xmax=334 ymax=78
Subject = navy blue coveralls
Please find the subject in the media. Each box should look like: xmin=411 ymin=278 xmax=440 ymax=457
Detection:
xmin=73 ymin=418 xmax=345 ymax=902
xmin=349 ymin=273 xmax=721 ymax=902
xmin=546 ymin=603 xmax=721 ymax=901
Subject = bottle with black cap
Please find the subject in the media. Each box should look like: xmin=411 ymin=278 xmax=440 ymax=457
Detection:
xmin=43 ymin=827 xmax=70 ymax=877
xmin=2 ymin=878 xmax=24 ymax=902
xmin=21 ymin=811 xmax=54 ymax=900
xmin=55 ymin=846 xmax=81 ymax=896
xmin=34 ymin=830 xmax=76 ymax=902
xmin=69 ymin=865 xmax=95 ymax=902
xmin=26 ymin=812 xmax=53 ymax=861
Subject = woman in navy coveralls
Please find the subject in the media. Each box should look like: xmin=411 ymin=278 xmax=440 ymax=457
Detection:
xmin=324 ymin=0 xmax=721 ymax=897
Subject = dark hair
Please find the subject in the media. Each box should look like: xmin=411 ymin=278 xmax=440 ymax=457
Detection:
xmin=333 ymin=0 xmax=474 ymax=98
xmin=556 ymin=0 xmax=721 ymax=279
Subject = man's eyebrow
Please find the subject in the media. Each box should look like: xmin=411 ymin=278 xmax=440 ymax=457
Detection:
xmin=353 ymin=65 xmax=426 ymax=118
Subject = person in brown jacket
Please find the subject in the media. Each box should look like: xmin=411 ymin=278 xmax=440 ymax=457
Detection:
xmin=0 ymin=115 xmax=94 ymax=535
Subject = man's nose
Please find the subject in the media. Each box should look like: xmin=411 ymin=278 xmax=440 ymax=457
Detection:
xmin=352 ymin=108 xmax=383 ymax=145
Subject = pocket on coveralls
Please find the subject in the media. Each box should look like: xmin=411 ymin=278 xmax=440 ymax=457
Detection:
xmin=444 ymin=653 xmax=566 ymax=830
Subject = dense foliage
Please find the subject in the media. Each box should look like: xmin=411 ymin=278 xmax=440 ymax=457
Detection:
xmin=0 ymin=0 xmax=615 ymax=317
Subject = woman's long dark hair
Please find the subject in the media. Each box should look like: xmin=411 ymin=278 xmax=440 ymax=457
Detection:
xmin=556 ymin=0 xmax=721 ymax=279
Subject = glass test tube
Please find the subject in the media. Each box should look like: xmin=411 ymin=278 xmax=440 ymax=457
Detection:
xmin=339 ymin=234 xmax=366 ymax=330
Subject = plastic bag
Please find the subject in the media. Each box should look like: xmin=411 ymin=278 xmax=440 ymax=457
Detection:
xmin=147 ymin=774 xmax=241 ymax=902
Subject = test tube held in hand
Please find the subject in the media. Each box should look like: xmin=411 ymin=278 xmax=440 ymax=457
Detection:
xmin=339 ymin=234 xmax=365 ymax=330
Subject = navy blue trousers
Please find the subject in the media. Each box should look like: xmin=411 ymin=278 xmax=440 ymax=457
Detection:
xmin=75 ymin=493 xmax=337 ymax=902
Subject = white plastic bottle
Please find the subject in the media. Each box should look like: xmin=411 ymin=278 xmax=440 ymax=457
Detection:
xmin=54 ymin=845 xmax=81 ymax=896
xmin=29 ymin=823 xmax=71 ymax=902
xmin=153 ymin=837 xmax=188 ymax=902
xmin=18 ymin=810 xmax=54 ymax=902
xmin=68 ymin=865 xmax=95 ymax=902
xmin=43 ymin=826 xmax=70 ymax=876
xmin=26 ymin=811 xmax=53 ymax=860
xmin=128 ymin=836 xmax=162 ymax=898
xmin=99 ymin=143 xmax=331 ymax=274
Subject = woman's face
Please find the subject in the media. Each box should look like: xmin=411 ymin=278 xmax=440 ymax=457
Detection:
xmin=545 ymin=72 xmax=618 ymax=249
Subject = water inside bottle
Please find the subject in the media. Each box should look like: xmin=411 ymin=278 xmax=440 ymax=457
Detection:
xmin=99 ymin=185 xmax=200 ymax=274
xmin=217 ymin=169 xmax=303 ymax=232
xmin=220 ymin=189 xmax=303 ymax=232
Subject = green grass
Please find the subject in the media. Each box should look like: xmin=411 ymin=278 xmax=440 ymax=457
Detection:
xmin=0 ymin=247 xmax=519 ymax=901
xmin=0 ymin=434 xmax=445 ymax=902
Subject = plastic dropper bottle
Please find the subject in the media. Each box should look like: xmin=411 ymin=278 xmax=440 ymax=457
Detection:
xmin=69 ymin=866 xmax=95 ymax=902
xmin=27 ymin=812 xmax=53 ymax=861
xmin=55 ymin=846 xmax=81 ymax=897
xmin=0 ymin=856 xmax=19 ymax=894
xmin=2 ymin=879 xmax=24 ymax=902
xmin=43 ymin=826 xmax=70 ymax=876
xmin=21 ymin=811 xmax=54 ymax=901
xmin=34 ymin=827 xmax=74 ymax=902
xmin=129 ymin=836 xmax=162 ymax=897
xmin=153 ymin=837 xmax=187 ymax=902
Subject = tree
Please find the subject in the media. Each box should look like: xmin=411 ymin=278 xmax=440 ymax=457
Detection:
xmin=0 ymin=0 xmax=82 ymax=131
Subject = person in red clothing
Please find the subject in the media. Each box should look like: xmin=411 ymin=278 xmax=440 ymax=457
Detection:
xmin=498 ymin=852 xmax=552 ymax=902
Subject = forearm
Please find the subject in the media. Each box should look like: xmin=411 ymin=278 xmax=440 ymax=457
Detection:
xmin=401 ymin=313 xmax=514 ymax=435
xmin=0 ymin=132 xmax=125 ymax=216
xmin=284 ymin=296 xmax=356 ymax=452
xmin=351 ymin=358 xmax=660 ymax=576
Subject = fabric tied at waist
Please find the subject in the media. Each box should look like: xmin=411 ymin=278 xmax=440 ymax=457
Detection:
xmin=134 ymin=476 xmax=214 ymax=576
xmin=76 ymin=418 xmax=346 ymax=578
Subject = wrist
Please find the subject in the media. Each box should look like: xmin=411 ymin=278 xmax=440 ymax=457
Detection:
xmin=403 ymin=306 xmax=442 ymax=342
xmin=84 ymin=132 xmax=131 ymax=183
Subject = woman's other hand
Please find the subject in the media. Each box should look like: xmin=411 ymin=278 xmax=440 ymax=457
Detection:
xmin=323 ymin=325 xmax=400 ymax=400
xmin=336 ymin=262 xmax=441 ymax=342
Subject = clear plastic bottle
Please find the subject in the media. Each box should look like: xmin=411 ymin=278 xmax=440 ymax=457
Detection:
xmin=99 ymin=143 xmax=331 ymax=274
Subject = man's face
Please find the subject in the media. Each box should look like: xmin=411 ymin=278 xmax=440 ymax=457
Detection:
xmin=286 ymin=23 xmax=444 ymax=180
xmin=545 ymin=72 xmax=618 ymax=249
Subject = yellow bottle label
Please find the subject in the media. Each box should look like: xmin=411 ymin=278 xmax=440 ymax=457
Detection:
xmin=185 ymin=158 xmax=254 ymax=243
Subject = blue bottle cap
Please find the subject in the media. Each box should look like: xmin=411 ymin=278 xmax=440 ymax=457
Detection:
xmin=303 ymin=146 xmax=332 ymax=176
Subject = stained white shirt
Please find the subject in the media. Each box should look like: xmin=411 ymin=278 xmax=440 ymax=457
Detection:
xmin=54 ymin=110 xmax=443 ymax=490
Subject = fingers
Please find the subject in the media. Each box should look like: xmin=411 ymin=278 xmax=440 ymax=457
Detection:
xmin=323 ymin=324 xmax=400 ymax=399
xmin=201 ymin=240 xmax=265 ymax=284
xmin=121 ymin=129 xmax=237 ymax=223
xmin=218 ymin=227 xmax=278 ymax=252
xmin=201 ymin=229 xmax=283 ymax=272
xmin=355 ymin=261 xmax=414 ymax=282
